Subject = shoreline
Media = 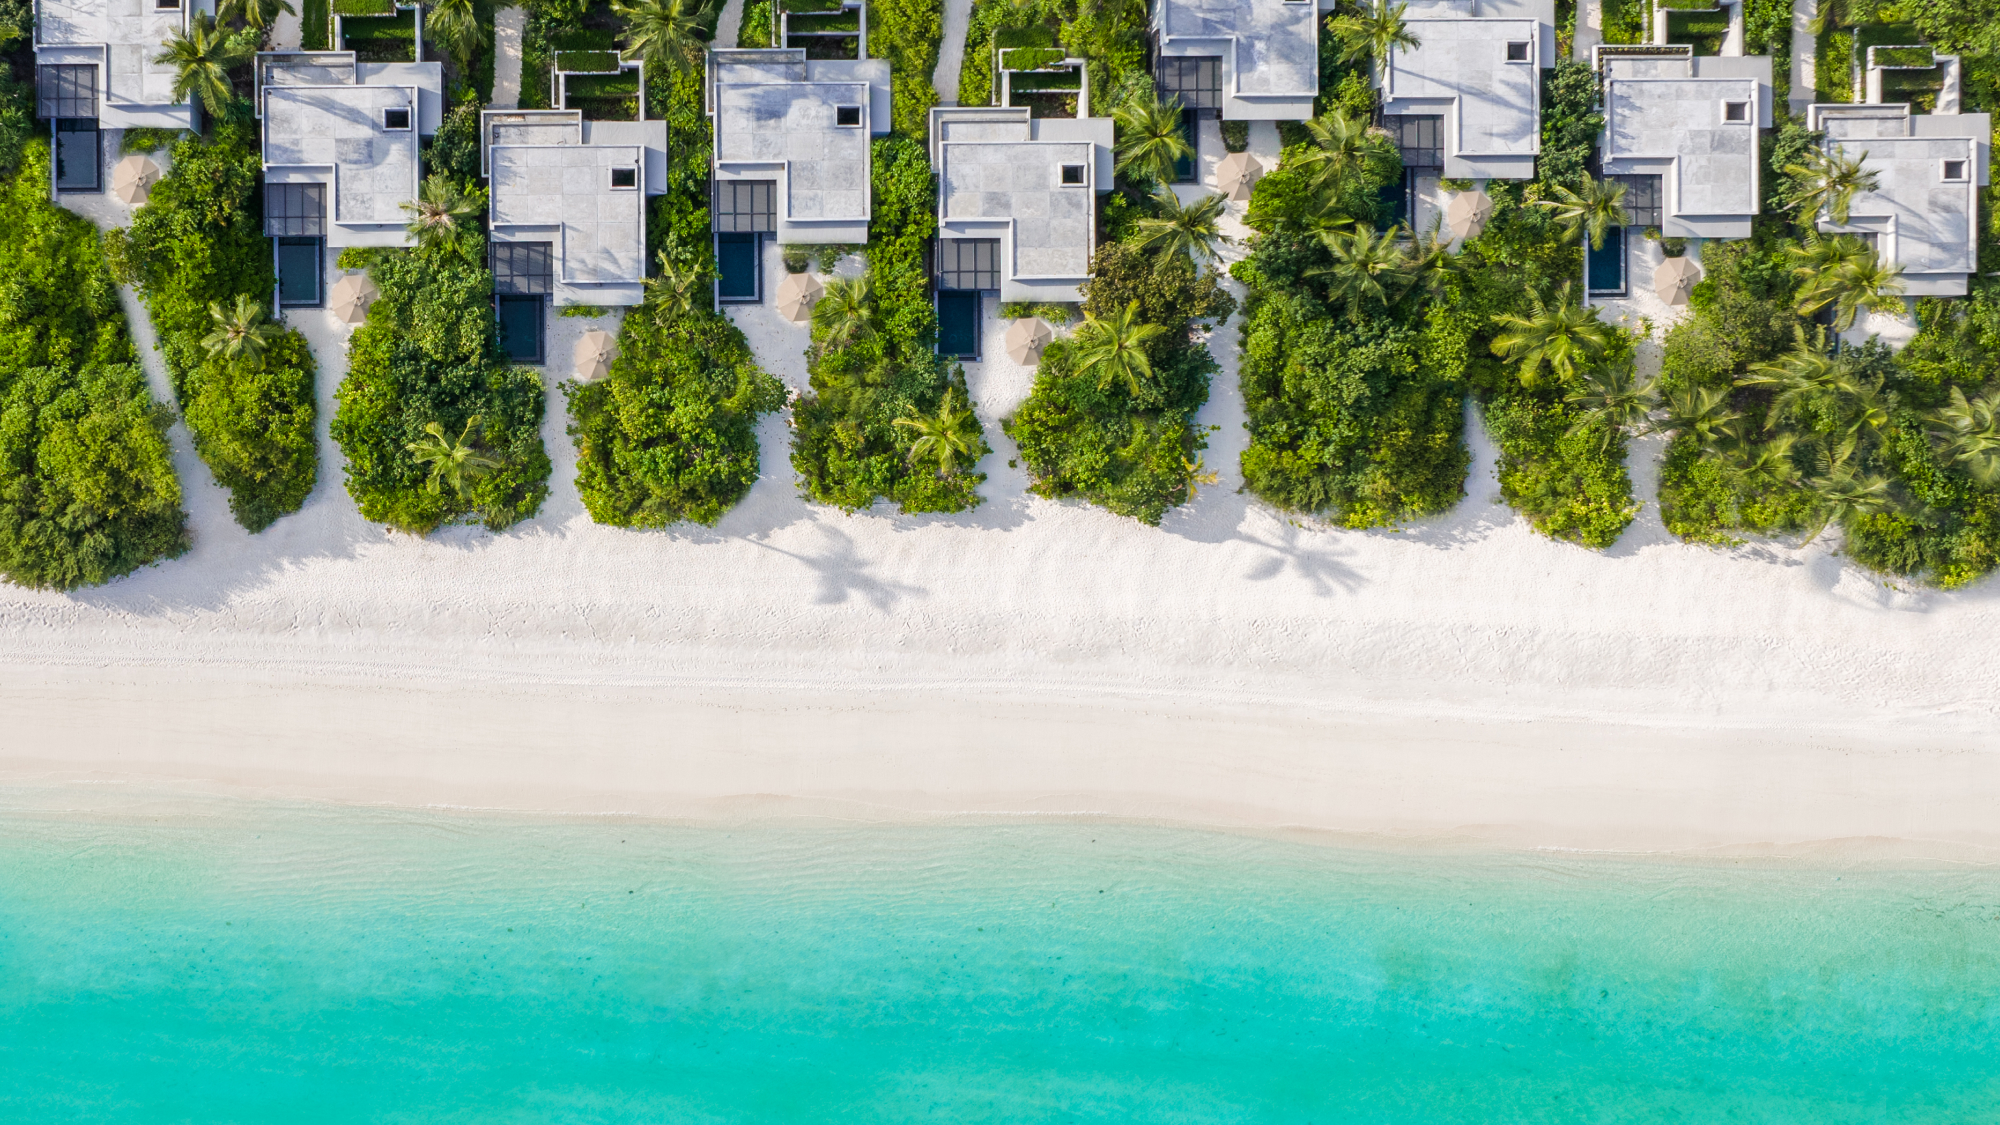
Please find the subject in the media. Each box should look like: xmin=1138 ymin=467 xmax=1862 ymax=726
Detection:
xmin=5 ymin=657 xmax=1998 ymax=864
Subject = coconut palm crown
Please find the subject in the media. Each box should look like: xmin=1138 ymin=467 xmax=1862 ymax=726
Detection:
xmin=1130 ymin=186 xmax=1230 ymax=268
xmin=156 ymin=12 xmax=251 ymax=117
xmin=1327 ymin=0 xmax=1420 ymax=65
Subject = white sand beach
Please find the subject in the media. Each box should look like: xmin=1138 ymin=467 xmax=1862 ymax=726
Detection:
xmin=6 ymin=131 xmax=1999 ymax=860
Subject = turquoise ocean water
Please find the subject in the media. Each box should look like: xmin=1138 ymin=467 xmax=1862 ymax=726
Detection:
xmin=2 ymin=804 xmax=1998 ymax=1122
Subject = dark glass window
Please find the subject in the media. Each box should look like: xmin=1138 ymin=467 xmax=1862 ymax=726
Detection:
xmin=937 ymin=239 xmax=999 ymax=291
xmin=1156 ymin=57 xmax=1221 ymax=113
xmin=491 ymin=241 xmax=554 ymax=296
xmin=276 ymin=238 xmax=323 ymax=307
xmin=495 ymin=295 xmax=545 ymax=363
xmin=266 ymin=183 xmax=326 ymax=237
xmin=1610 ymin=174 xmax=1662 ymax=227
xmin=836 ymin=105 xmax=861 ymax=126
xmin=937 ymin=290 xmax=980 ymax=359
xmin=712 ymin=180 xmax=776 ymax=233
xmin=715 ymin=232 xmax=762 ymax=302
xmin=383 ymin=106 xmax=411 ymax=130
xmin=37 ymin=65 xmax=97 ymax=120
xmin=1587 ymin=226 xmax=1626 ymax=296
xmin=1506 ymin=41 xmax=1530 ymax=62
xmin=1384 ymin=115 xmax=1443 ymax=171
xmin=54 ymin=119 xmax=100 ymax=192
xmin=610 ymin=166 xmax=637 ymax=188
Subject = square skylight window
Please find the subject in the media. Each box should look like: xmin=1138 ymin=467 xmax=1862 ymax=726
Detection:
xmin=836 ymin=105 xmax=862 ymax=126
xmin=382 ymin=106 xmax=411 ymax=131
xmin=1059 ymin=163 xmax=1086 ymax=186
xmin=1942 ymin=159 xmax=1968 ymax=182
xmin=610 ymin=166 xmax=638 ymax=189
xmin=1722 ymin=100 xmax=1749 ymax=122
xmin=1506 ymin=41 xmax=1530 ymax=62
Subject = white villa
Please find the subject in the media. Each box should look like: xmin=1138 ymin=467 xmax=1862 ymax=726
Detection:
xmin=1807 ymin=102 xmax=1991 ymax=297
xmin=34 ymin=0 xmax=209 ymax=192
xmin=254 ymin=50 xmax=443 ymax=308
xmin=707 ymin=47 xmax=892 ymax=303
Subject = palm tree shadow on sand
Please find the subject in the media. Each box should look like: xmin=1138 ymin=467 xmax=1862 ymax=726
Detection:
xmin=745 ymin=524 xmax=927 ymax=610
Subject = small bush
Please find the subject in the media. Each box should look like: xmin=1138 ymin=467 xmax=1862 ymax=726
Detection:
xmin=1485 ymin=393 xmax=1638 ymax=548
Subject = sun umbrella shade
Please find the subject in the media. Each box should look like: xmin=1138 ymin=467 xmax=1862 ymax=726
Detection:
xmin=110 ymin=155 xmax=161 ymax=206
xmin=1654 ymin=255 xmax=1703 ymax=306
xmin=1004 ymin=316 xmax=1053 ymax=366
xmin=573 ymin=328 xmax=618 ymax=381
xmin=328 ymin=273 xmax=380 ymax=324
xmin=775 ymin=272 xmax=824 ymax=322
xmin=1214 ymin=152 xmax=1264 ymax=202
xmin=1445 ymin=190 xmax=1494 ymax=241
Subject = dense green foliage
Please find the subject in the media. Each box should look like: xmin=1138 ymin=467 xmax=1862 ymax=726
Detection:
xmin=0 ymin=146 xmax=188 ymax=588
xmin=791 ymin=135 xmax=987 ymax=513
xmin=737 ymin=0 xmax=772 ymax=45
xmin=1008 ymin=245 xmax=1233 ymax=524
xmin=866 ymin=0 xmax=942 ymax=135
xmin=331 ymin=249 xmax=550 ymax=533
xmin=568 ymin=62 xmax=787 ymax=526
xmin=1485 ymin=394 xmax=1639 ymax=549
xmin=113 ymin=110 xmax=318 ymax=532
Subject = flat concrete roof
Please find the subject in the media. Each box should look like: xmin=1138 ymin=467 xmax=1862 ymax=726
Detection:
xmin=262 ymin=83 xmax=420 ymax=226
xmin=715 ymin=81 xmax=872 ymax=221
xmin=1383 ymin=15 xmax=1543 ymax=160
xmin=1155 ymin=0 xmax=1318 ymax=98
xmin=35 ymin=0 xmax=195 ymax=116
xmin=491 ymin=144 xmax=645 ymax=284
xmin=1815 ymin=106 xmax=1989 ymax=284
xmin=941 ymin=140 xmax=1096 ymax=279
xmin=1603 ymin=76 xmax=1759 ymax=217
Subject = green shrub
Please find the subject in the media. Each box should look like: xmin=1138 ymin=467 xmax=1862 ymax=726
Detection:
xmin=1237 ymin=291 xmax=1468 ymax=527
xmin=0 ymin=144 xmax=188 ymax=589
xmin=1538 ymin=61 xmax=1602 ymax=189
xmin=302 ymin=0 xmax=330 ymax=48
xmin=866 ymin=0 xmax=941 ymax=135
xmin=116 ymin=110 xmax=318 ymax=532
xmin=792 ymin=134 xmax=987 ymax=513
xmin=1485 ymin=393 xmax=1638 ymax=548
xmin=1006 ymin=245 xmax=1234 ymax=525
xmin=738 ymin=0 xmax=774 ymax=46
xmin=331 ymin=248 xmax=550 ymax=534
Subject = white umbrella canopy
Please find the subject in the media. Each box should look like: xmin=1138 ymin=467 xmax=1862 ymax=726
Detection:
xmin=775 ymin=272 xmax=824 ymax=322
xmin=110 ymin=154 xmax=161 ymax=206
xmin=1004 ymin=316 xmax=1053 ymax=366
xmin=1654 ymin=255 xmax=1703 ymax=305
xmin=573 ymin=328 xmax=618 ymax=381
xmin=328 ymin=273 xmax=380 ymax=324
xmin=1214 ymin=152 xmax=1264 ymax=201
xmin=1445 ymin=190 xmax=1494 ymax=241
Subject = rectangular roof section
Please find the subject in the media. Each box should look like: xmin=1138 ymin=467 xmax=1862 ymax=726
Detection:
xmin=34 ymin=0 xmax=196 ymax=127
xmin=1601 ymin=52 xmax=1771 ymax=237
xmin=1378 ymin=0 xmax=1554 ymax=179
xmin=930 ymin=107 xmax=1113 ymax=301
xmin=1808 ymin=103 xmax=1990 ymax=296
xmin=1152 ymin=0 xmax=1318 ymax=120
xmin=709 ymin=49 xmax=890 ymax=243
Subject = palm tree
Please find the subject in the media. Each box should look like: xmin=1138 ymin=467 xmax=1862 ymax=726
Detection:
xmin=401 ymin=174 xmax=486 ymax=257
xmin=1130 ymin=186 xmax=1230 ymax=268
xmin=1797 ymin=465 xmax=1897 ymax=546
xmin=1722 ymin=431 xmax=1802 ymax=494
xmin=892 ymin=389 xmax=983 ymax=475
xmin=1327 ymin=0 xmax=1420 ymax=65
xmin=1652 ymin=383 xmax=1743 ymax=449
xmin=1792 ymin=241 xmax=1905 ymax=332
xmin=1112 ymin=89 xmax=1193 ymax=186
xmin=1535 ymin=174 xmax=1629 ymax=251
xmin=1181 ymin=453 xmax=1220 ymax=500
xmin=1291 ymin=108 xmax=1391 ymax=203
xmin=1489 ymin=285 xmax=1613 ymax=389
xmin=1564 ymin=360 xmax=1658 ymax=449
xmin=1782 ymin=146 xmax=1878 ymax=225
xmin=201 ymin=294 xmax=286 ymax=366
xmin=425 ymin=0 xmax=489 ymax=69
xmin=644 ymin=250 xmax=708 ymax=321
xmin=811 ymin=276 xmax=874 ymax=348
xmin=613 ymin=0 xmax=715 ymax=76
xmin=218 ymin=0 xmax=294 ymax=33
xmin=1308 ymin=224 xmax=1408 ymax=321
xmin=1072 ymin=300 xmax=1168 ymax=399
xmin=1926 ymin=385 xmax=2000 ymax=486
xmin=1785 ymin=229 xmax=1870 ymax=283
xmin=408 ymin=417 xmax=503 ymax=498
xmin=156 ymin=12 xmax=249 ymax=118
xmin=1401 ymin=215 xmax=1456 ymax=300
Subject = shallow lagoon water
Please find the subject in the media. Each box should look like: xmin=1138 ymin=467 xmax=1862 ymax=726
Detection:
xmin=2 ymin=804 xmax=1997 ymax=1122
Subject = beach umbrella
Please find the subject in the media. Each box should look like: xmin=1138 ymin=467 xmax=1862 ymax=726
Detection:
xmin=1445 ymin=190 xmax=1494 ymax=241
xmin=110 ymin=154 xmax=162 ymax=206
xmin=1003 ymin=316 xmax=1053 ymax=366
xmin=573 ymin=328 xmax=618 ymax=381
xmin=1214 ymin=152 xmax=1263 ymax=201
xmin=328 ymin=273 xmax=379 ymax=324
xmin=1654 ymin=255 xmax=1703 ymax=306
xmin=775 ymin=272 xmax=824 ymax=322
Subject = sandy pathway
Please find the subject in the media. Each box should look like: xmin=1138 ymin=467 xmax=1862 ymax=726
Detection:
xmin=490 ymin=6 xmax=527 ymax=109
xmin=933 ymin=0 xmax=975 ymax=105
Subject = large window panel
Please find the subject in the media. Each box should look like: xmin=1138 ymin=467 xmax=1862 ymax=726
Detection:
xmin=937 ymin=239 xmax=999 ymax=291
xmin=712 ymin=180 xmax=776 ymax=233
xmin=266 ymin=183 xmax=326 ymax=237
